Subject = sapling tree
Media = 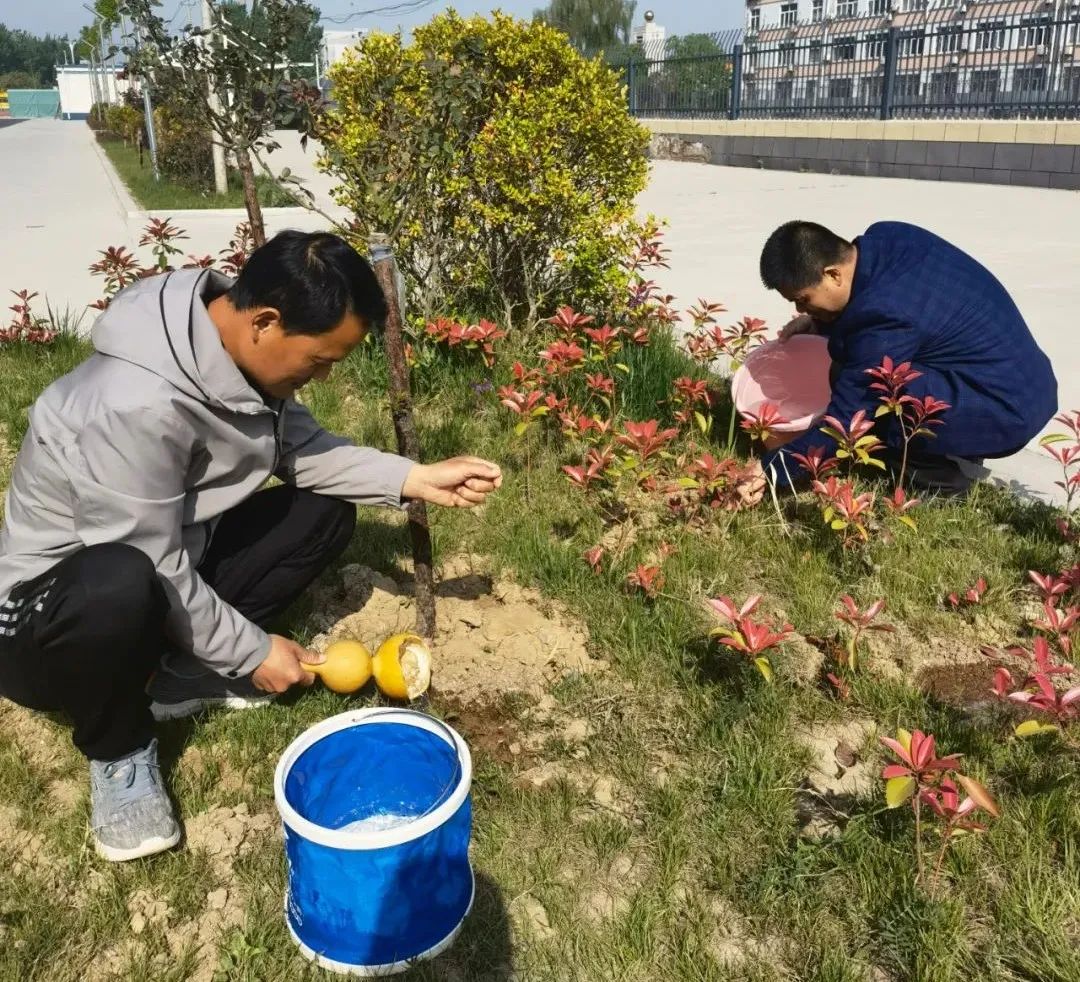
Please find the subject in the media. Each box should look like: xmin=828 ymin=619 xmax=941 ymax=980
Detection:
xmin=880 ymin=727 xmax=999 ymax=888
xmin=122 ymin=0 xmax=319 ymax=246
xmin=834 ymin=596 xmax=893 ymax=671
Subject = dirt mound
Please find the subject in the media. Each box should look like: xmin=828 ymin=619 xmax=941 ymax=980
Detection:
xmin=308 ymin=556 xmax=606 ymax=704
xmin=795 ymin=716 xmax=878 ymax=838
xmin=184 ymin=802 xmax=276 ymax=877
xmin=0 ymin=699 xmax=76 ymax=775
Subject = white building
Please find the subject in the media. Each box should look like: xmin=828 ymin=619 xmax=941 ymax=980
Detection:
xmin=633 ymin=10 xmax=667 ymax=59
xmin=320 ymin=29 xmax=370 ymax=69
xmin=742 ymin=0 xmax=1080 ymax=110
xmin=56 ymin=64 xmax=134 ymax=120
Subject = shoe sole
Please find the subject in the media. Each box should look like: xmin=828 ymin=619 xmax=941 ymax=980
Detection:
xmin=94 ymin=827 xmax=182 ymax=862
xmin=150 ymin=694 xmax=274 ymax=722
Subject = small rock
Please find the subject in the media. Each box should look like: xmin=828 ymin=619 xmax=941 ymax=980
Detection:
xmin=509 ymin=742 xmax=522 ymax=756
xmin=592 ymin=776 xmax=615 ymax=809
xmin=207 ymin=889 xmax=228 ymax=911
xmin=562 ymin=719 xmax=588 ymax=743
xmin=834 ymin=740 xmax=858 ymax=768
xmin=514 ymin=896 xmax=553 ymax=939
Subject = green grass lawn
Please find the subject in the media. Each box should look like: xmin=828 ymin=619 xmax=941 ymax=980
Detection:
xmin=0 ymin=326 xmax=1077 ymax=982
xmin=98 ymin=137 xmax=297 ymax=211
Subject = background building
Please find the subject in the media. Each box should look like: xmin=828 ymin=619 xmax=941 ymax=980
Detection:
xmin=741 ymin=0 xmax=1080 ymax=114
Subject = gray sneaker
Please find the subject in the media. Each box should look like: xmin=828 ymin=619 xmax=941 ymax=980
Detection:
xmin=148 ymin=652 xmax=273 ymax=721
xmin=90 ymin=739 xmax=181 ymax=862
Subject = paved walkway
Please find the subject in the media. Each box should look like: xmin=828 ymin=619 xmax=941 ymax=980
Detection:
xmin=1 ymin=119 xmax=134 ymax=328
xmin=0 ymin=121 xmax=331 ymax=320
xmin=1 ymin=122 xmax=1074 ymax=500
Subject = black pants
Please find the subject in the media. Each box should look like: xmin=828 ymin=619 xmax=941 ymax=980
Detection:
xmin=0 ymin=487 xmax=354 ymax=761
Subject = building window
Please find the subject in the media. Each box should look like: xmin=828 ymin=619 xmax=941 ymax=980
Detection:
xmin=1013 ymin=66 xmax=1046 ymax=92
xmin=898 ymin=30 xmax=925 ymax=56
xmin=776 ymin=79 xmax=795 ymax=102
xmin=970 ymin=69 xmax=1000 ymax=96
xmin=895 ymin=73 xmax=921 ymax=99
xmin=869 ymin=0 xmax=888 ymax=13
xmin=1019 ymin=15 xmax=1051 ymax=48
xmin=805 ymin=78 xmax=818 ymax=102
xmin=828 ymin=77 xmax=854 ymax=99
xmin=865 ymin=31 xmax=888 ymax=58
xmin=779 ymin=42 xmax=797 ymax=66
xmin=936 ymin=26 xmax=963 ymax=54
xmin=929 ymin=70 xmax=958 ymax=102
xmin=975 ymin=20 xmax=1007 ymax=51
xmin=1063 ymin=67 xmax=1080 ymax=97
xmin=749 ymin=7 xmax=760 ymax=31
xmin=808 ymin=41 xmax=823 ymax=63
xmin=837 ymin=0 xmax=858 ymax=16
xmin=780 ymin=2 xmax=798 ymax=26
xmin=812 ymin=0 xmax=824 ymax=22
xmin=861 ymin=76 xmax=883 ymax=102
xmin=745 ymin=80 xmax=757 ymax=104
xmin=903 ymin=0 xmax=927 ymax=9
xmin=834 ymin=35 xmax=857 ymax=60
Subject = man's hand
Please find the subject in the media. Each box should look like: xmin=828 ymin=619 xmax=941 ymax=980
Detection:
xmin=778 ymin=313 xmax=818 ymax=342
xmin=737 ymin=457 xmax=767 ymax=508
xmin=402 ymin=457 xmax=503 ymax=508
xmin=251 ymin=635 xmax=325 ymax=694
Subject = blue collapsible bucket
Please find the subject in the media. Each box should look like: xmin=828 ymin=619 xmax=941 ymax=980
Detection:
xmin=273 ymin=708 xmax=474 ymax=976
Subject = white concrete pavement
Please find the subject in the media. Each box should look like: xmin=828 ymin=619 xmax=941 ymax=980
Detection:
xmin=1 ymin=119 xmax=134 ymax=329
xmin=0 ymin=121 xmax=338 ymax=320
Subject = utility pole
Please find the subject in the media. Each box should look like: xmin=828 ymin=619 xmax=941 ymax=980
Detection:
xmin=202 ymin=0 xmax=229 ymax=195
xmin=131 ymin=20 xmax=161 ymax=181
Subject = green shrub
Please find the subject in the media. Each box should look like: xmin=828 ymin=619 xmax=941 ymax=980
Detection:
xmin=153 ymin=102 xmax=214 ymax=190
xmin=85 ymin=103 xmax=110 ymax=131
xmin=104 ymin=104 xmax=144 ymax=145
xmin=316 ymin=11 xmax=650 ymax=327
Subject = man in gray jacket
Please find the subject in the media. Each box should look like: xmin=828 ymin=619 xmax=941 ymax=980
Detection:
xmin=0 ymin=231 xmax=501 ymax=861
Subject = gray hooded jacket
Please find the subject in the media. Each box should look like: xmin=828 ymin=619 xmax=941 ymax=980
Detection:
xmin=0 ymin=268 xmax=414 ymax=677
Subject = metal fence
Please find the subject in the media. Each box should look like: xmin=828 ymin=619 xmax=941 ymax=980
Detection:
xmin=611 ymin=2 xmax=1080 ymax=120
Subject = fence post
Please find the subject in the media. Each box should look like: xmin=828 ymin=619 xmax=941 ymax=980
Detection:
xmin=880 ymin=27 xmax=898 ymax=121
xmin=730 ymin=43 xmax=743 ymax=120
xmin=628 ymin=58 xmax=638 ymax=116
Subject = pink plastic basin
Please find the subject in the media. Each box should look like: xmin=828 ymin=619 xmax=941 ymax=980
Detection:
xmin=731 ymin=334 xmax=832 ymax=450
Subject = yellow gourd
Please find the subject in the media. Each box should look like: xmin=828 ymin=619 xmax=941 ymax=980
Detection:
xmin=373 ymin=633 xmax=433 ymax=700
xmin=306 ymin=640 xmax=373 ymax=694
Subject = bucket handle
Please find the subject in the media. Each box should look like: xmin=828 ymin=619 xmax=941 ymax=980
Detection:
xmin=359 ymin=707 xmax=464 ymax=817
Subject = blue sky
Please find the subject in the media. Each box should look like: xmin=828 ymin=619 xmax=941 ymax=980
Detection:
xmin=1 ymin=0 xmax=743 ymax=41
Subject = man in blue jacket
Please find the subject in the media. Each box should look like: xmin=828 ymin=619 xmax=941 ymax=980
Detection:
xmin=758 ymin=220 xmax=1057 ymax=493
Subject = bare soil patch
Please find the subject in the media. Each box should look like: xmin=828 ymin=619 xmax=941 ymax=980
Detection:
xmin=309 ymin=556 xmax=606 ymax=704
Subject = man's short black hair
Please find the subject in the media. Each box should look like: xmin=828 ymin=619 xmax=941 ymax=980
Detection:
xmin=759 ymin=221 xmax=853 ymax=293
xmin=229 ymin=230 xmax=388 ymax=335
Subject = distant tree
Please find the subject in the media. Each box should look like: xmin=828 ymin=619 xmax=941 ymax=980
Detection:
xmin=76 ymin=0 xmax=123 ymax=65
xmin=219 ymin=1 xmax=322 ymax=77
xmin=661 ymin=33 xmax=732 ymax=112
xmin=123 ymin=0 xmax=319 ymax=246
xmin=0 ymin=25 xmax=71 ymax=85
xmin=0 ymin=70 xmax=39 ymax=89
xmin=533 ymin=0 xmax=636 ymax=58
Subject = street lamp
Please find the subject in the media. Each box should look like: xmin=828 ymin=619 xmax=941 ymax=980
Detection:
xmin=82 ymin=4 xmax=111 ymax=104
xmin=75 ymin=38 xmax=104 ymax=121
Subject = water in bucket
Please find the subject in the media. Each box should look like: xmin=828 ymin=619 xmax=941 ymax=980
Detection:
xmin=275 ymin=709 xmax=474 ymax=977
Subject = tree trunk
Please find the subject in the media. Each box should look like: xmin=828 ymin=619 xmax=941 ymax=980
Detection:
xmin=368 ymin=235 xmax=437 ymax=640
xmin=235 ymin=147 xmax=266 ymax=248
